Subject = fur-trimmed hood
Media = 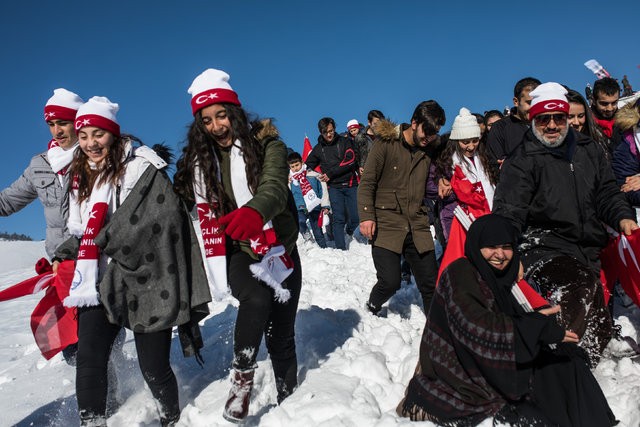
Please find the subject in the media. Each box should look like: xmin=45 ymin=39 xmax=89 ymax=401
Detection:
xmin=253 ymin=118 xmax=280 ymax=142
xmin=615 ymin=102 xmax=640 ymax=132
xmin=374 ymin=119 xmax=402 ymax=143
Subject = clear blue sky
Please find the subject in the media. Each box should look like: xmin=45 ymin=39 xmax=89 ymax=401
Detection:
xmin=1 ymin=0 xmax=638 ymax=240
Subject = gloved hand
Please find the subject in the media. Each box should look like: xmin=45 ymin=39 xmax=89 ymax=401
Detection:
xmin=219 ymin=206 xmax=264 ymax=241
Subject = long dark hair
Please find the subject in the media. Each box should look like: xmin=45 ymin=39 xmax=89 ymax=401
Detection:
xmin=173 ymin=103 xmax=265 ymax=215
xmin=434 ymin=135 xmax=497 ymax=186
xmin=69 ymin=133 xmax=133 ymax=204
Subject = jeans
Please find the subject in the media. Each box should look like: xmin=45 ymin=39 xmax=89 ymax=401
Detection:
xmin=297 ymin=209 xmax=327 ymax=248
xmin=328 ymin=185 xmax=359 ymax=250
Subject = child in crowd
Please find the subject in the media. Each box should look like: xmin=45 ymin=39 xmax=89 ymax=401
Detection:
xmin=288 ymin=151 xmax=329 ymax=248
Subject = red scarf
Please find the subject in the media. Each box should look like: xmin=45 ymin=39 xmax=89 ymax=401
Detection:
xmin=594 ymin=117 xmax=614 ymax=138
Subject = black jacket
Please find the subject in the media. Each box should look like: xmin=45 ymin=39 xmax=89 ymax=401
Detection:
xmin=486 ymin=110 xmax=529 ymax=176
xmin=305 ymin=134 xmax=359 ymax=188
xmin=493 ymin=128 xmax=635 ymax=269
xmin=355 ymin=128 xmax=376 ymax=171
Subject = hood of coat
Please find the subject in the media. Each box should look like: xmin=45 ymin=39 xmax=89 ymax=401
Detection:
xmin=615 ymin=102 xmax=640 ymax=132
xmin=374 ymin=119 xmax=402 ymax=144
xmin=253 ymin=119 xmax=280 ymax=142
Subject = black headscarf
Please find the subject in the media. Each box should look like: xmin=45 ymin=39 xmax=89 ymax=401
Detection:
xmin=465 ymin=214 xmax=521 ymax=315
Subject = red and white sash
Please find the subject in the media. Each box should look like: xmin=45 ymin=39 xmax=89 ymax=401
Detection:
xmin=64 ymin=179 xmax=112 ymax=307
xmin=452 ymin=151 xmax=494 ymax=212
xmin=192 ymin=140 xmax=293 ymax=303
xmin=289 ymin=165 xmax=321 ymax=212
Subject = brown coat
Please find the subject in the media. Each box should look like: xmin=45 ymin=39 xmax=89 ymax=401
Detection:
xmin=357 ymin=120 xmax=434 ymax=254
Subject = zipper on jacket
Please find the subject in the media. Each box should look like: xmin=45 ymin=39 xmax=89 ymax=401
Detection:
xmin=568 ymin=162 xmax=586 ymax=250
xmin=116 ymin=185 xmax=121 ymax=209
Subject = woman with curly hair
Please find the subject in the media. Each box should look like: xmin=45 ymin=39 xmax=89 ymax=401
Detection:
xmin=173 ymin=68 xmax=301 ymax=422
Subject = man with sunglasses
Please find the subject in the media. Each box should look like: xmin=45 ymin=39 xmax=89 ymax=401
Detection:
xmin=358 ymin=100 xmax=445 ymax=316
xmin=493 ymin=82 xmax=638 ymax=366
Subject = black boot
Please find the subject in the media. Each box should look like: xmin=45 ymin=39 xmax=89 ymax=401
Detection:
xmin=272 ymin=357 xmax=298 ymax=404
xmin=79 ymin=410 xmax=107 ymax=427
xmin=223 ymin=369 xmax=254 ymax=423
xmin=161 ymin=412 xmax=180 ymax=427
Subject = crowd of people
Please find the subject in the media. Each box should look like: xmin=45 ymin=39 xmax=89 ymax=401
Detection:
xmin=1 ymin=69 xmax=639 ymax=426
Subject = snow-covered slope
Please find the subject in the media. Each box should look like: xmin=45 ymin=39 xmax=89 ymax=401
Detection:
xmin=0 ymin=239 xmax=639 ymax=426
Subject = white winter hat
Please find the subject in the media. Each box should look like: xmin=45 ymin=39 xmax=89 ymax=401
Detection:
xmin=188 ymin=68 xmax=241 ymax=115
xmin=74 ymin=96 xmax=120 ymax=136
xmin=347 ymin=119 xmax=361 ymax=130
xmin=450 ymin=107 xmax=480 ymax=140
xmin=44 ymin=88 xmax=84 ymax=122
xmin=528 ymin=82 xmax=569 ymax=120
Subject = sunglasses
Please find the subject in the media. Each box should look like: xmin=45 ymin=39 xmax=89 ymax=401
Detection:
xmin=535 ymin=113 xmax=567 ymax=126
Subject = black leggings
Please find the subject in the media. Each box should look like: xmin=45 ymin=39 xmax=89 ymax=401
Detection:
xmin=76 ymin=306 xmax=179 ymax=423
xmin=227 ymin=247 xmax=302 ymax=389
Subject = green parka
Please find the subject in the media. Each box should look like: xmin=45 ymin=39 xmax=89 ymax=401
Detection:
xmin=357 ymin=120 xmax=434 ymax=254
xmin=217 ymin=119 xmax=298 ymax=259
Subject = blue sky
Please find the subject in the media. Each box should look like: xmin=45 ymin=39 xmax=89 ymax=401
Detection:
xmin=1 ymin=0 xmax=638 ymax=240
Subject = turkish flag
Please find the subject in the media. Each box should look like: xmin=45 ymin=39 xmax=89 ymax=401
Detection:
xmin=302 ymin=135 xmax=322 ymax=173
xmin=600 ymin=230 xmax=640 ymax=308
xmin=0 ymin=258 xmax=78 ymax=359
xmin=302 ymin=136 xmax=313 ymax=162
xmin=437 ymin=216 xmax=467 ymax=285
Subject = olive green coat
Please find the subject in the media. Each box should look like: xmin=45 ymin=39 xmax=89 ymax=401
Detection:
xmin=218 ymin=120 xmax=298 ymax=259
xmin=357 ymin=120 xmax=434 ymax=254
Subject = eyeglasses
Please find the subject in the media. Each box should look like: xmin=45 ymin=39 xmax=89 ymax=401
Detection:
xmin=322 ymin=128 xmax=336 ymax=136
xmin=535 ymin=113 xmax=567 ymax=126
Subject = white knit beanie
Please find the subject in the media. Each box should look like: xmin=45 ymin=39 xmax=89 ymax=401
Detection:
xmin=450 ymin=107 xmax=480 ymax=140
xmin=347 ymin=119 xmax=360 ymax=130
xmin=44 ymin=88 xmax=84 ymax=122
xmin=528 ymin=82 xmax=569 ymax=120
xmin=74 ymin=96 xmax=120 ymax=136
xmin=188 ymin=68 xmax=241 ymax=115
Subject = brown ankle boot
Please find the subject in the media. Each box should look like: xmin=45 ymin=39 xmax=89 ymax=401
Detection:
xmin=222 ymin=369 xmax=254 ymax=423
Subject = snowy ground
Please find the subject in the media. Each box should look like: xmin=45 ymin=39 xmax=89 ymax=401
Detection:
xmin=0 ymin=239 xmax=639 ymax=427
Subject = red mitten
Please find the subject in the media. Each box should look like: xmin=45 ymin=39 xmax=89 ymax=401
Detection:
xmin=35 ymin=257 xmax=52 ymax=274
xmin=219 ymin=206 xmax=264 ymax=241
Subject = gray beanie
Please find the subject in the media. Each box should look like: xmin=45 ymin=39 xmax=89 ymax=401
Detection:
xmin=450 ymin=107 xmax=481 ymax=140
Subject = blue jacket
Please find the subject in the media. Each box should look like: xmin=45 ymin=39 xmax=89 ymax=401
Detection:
xmin=611 ymin=130 xmax=640 ymax=207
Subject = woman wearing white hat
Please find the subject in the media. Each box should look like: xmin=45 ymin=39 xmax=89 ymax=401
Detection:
xmin=54 ymin=96 xmax=210 ymax=426
xmin=174 ymin=68 xmax=302 ymax=422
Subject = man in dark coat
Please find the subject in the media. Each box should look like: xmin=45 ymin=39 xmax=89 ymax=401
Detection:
xmin=355 ymin=109 xmax=385 ymax=175
xmin=493 ymin=82 xmax=638 ymax=365
xmin=591 ymin=76 xmax=624 ymax=156
xmin=358 ymin=101 xmax=445 ymax=315
xmin=487 ymin=77 xmax=540 ymax=176
xmin=306 ymin=117 xmax=360 ymax=250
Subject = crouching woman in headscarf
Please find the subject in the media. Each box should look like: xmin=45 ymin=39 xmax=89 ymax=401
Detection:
xmin=54 ymin=96 xmax=211 ymax=426
xmin=397 ymin=214 xmax=616 ymax=426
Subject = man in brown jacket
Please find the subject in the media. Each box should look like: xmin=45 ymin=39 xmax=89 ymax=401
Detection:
xmin=358 ymin=101 xmax=445 ymax=315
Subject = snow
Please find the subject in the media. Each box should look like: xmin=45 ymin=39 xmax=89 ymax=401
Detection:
xmin=0 ymin=239 xmax=639 ymax=426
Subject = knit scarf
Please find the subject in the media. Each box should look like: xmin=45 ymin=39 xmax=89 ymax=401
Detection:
xmin=594 ymin=116 xmax=614 ymax=138
xmin=289 ymin=164 xmax=321 ymax=212
xmin=452 ymin=151 xmax=494 ymax=212
xmin=192 ymin=140 xmax=293 ymax=303
xmin=63 ymin=177 xmax=112 ymax=307
xmin=47 ymin=139 xmax=78 ymax=175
